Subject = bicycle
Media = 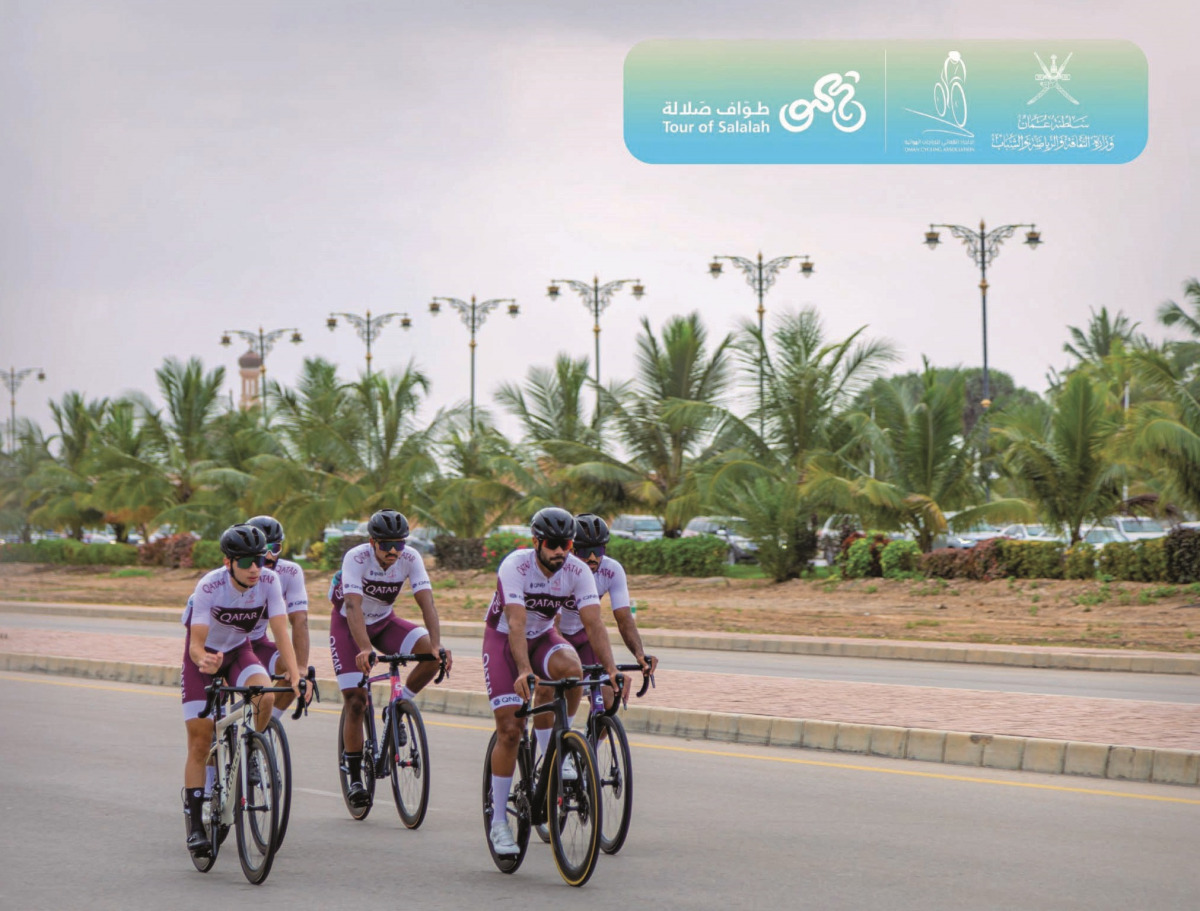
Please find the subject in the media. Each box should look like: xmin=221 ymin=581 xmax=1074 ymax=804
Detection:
xmin=186 ymin=676 xmax=308 ymax=885
xmin=581 ymin=660 xmax=654 ymax=855
xmin=266 ymin=666 xmax=320 ymax=850
xmin=482 ymin=672 xmax=623 ymax=887
xmin=336 ymin=650 xmax=447 ymax=828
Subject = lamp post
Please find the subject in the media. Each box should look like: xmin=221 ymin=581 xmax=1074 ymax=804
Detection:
xmin=429 ymin=295 xmax=518 ymax=431
xmin=2 ymin=366 xmax=45 ymax=453
xmin=708 ymin=251 xmax=815 ymax=436
xmin=546 ymin=275 xmax=644 ymax=429
xmin=924 ymin=219 xmax=1043 ymax=498
xmin=220 ymin=325 xmax=303 ymax=419
xmin=326 ymin=310 xmax=412 ymax=375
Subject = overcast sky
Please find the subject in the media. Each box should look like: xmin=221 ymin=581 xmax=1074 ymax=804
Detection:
xmin=2 ymin=1 xmax=1197 ymax=447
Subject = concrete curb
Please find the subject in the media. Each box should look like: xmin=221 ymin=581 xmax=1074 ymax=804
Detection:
xmin=3 ymin=651 xmax=1196 ymax=787
xmin=4 ymin=601 xmax=1198 ymax=674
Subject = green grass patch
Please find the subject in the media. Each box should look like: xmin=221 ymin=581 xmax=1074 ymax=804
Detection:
xmin=905 ymin=619 xmax=942 ymax=629
xmin=724 ymin=564 xmax=767 ymax=580
xmin=431 ymin=578 xmax=461 ymax=590
xmin=109 ymin=567 xmax=152 ymax=578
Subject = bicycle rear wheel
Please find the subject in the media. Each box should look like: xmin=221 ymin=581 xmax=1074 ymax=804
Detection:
xmin=265 ymin=717 xmax=292 ymax=849
xmin=592 ymin=713 xmax=633 ymax=854
xmin=388 ymin=698 xmax=431 ymax=829
xmin=337 ymin=701 xmax=376 ymax=820
xmin=234 ymin=731 xmax=280 ymax=885
xmin=547 ymin=729 xmax=601 ymax=887
xmin=482 ymin=731 xmax=531 ymax=874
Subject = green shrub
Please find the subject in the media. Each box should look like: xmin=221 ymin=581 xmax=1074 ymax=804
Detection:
xmin=879 ymin=539 xmax=922 ymax=579
xmin=306 ymin=540 xmax=325 ymax=565
xmin=1138 ymin=537 xmax=1167 ymax=583
xmin=0 ymin=539 xmax=137 ymax=566
xmin=433 ymin=535 xmax=487 ymax=571
xmin=0 ymin=543 xmax=36 ymax=563
xmin=606 ymin=536 xmax=726 ymax=577
xmin=844 ymin=535 xmax=887 ymax=578
xmin=1165 ymin=527 xmax=1200 ymax=583
xmin=1063 ymin=543 xmax=1097 ymax=580
xmin=1097 ymin=542 xmax=1139 ymax=581
xmin=1020 ymin=541 xmax=1065 ymax=579
xmin=919 ymin=547 xmax=968 ymax=579
xmin=191 ymin=540 xmax=223 ymax=569
xmin=484 ymin=532 xmax=534 ymax=572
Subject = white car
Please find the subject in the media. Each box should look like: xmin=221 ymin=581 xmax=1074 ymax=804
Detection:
xmin=998 ymin=524 xmax=1065 ymax=543
xmin=1080 ymin=526 xmax=1131 ymax=548
xmin=1100 ymin=516 xmax=1168 ymax=541
xmin=610 ymin=515 xmax=664 ymax=541
xmin=682 ymin=515 xmax=759 ymax=564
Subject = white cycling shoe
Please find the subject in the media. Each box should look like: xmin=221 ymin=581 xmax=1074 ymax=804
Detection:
xmin=490 ymin=820 xmax=520 ymax=856
xmin=560 ymin=753 xmax=578 ymax=781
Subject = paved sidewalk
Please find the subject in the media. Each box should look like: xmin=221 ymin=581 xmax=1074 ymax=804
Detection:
xmin=2 ymin=617 xmax=1198 ymax=786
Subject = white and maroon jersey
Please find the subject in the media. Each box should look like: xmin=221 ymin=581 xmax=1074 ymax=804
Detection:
xmin=182 ymin=567 xmax=286 ymax=653
xmin=248 ymin=558 xmax=308 ymax=642
xmin=331 ymin=542 xmax=431 ymax=625
xmin=486 ymin=549 xmax=600 ymax=638
xmin=559 ymin=554 xmax=631 ymax=636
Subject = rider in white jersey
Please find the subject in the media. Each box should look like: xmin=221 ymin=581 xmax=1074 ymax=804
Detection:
xmin=244 ymin=515 xmax=309 ymax=716
xmin=482 ymin=507 xmax=623 ymax=856
xmin=181 ymin=524 xmax=301 ymax=857
xmin=559 ymin=514 xmax=658 ymax=712
xmin=329 ymin=509 xmax=451 ymax=808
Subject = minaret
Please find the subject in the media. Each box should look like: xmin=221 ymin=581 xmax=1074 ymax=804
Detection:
xmin=238 ymin=348 xmax=263 ymax=410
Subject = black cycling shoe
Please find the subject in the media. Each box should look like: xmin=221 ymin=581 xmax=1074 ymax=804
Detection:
xmin=347 ymin=781 xmax=372 ymax=808
xmin=187 ymin=829 xmax=212 ymax=857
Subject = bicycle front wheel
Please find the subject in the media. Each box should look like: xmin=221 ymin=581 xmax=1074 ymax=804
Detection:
xmin=234 ymin=731 xmax=280 ymax=885
xmin=337 ymin=701 xmax=376 ymax=820
xmin=482 ymin=731 xmax=531 ymax=874
xmin=265 ymin=717 xmax=292 ymax=849
xmin=388 ymin=698 xmax=431 ymax=829
xmin=548 ymin=729 xmax=601 ymax=887
xmin=592 ymin=714 xmax=633 ymax=854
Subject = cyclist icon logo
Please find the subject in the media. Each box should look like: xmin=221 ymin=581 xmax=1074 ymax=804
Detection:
xmin=778 ymin=72 xmax=867 ymax=134
xmin=1028 ymin=52 xmax=1080 ymax=106
xmin=905 ymin=50 xmax=974 ymax=138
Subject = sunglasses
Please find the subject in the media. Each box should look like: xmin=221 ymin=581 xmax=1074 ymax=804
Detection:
xmin=376 ymin=539 xmax=406 ymax=552
xmin=539 ymin=536 xmax=573 ymax=552
xmin=265 ymin=541 xmax=282 ymax=554
xmin=575 ymin=545 xmax=605 ymax=559
xmin=233 ymin=555 xmax=267 ymax=569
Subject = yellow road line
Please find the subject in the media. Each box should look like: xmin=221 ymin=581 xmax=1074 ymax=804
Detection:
xmin=4 ymin=673 xmax=1197 ymax=805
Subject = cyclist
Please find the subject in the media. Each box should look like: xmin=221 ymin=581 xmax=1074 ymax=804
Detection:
xmin=329 ymin=508 xmax=452 ymax=809
xmin=562 ymin=513 xmax=658 ymax=715
xmin=483 ymin=506 xmax=622 ymax=856
xmin=181 ymin=523 xmax=302 ymax=857
xmin=245 ymin=514 xmax=309 ymax=716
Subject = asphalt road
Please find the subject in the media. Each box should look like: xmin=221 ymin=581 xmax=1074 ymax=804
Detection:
xmin=5 ymin=612 xmax=1200 ymax=703
xmin=1 ymin=672 xmax=1196 ymax=910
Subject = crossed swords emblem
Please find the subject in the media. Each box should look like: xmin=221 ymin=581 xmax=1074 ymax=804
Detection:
xmin=1028 ymin=52 xmax=1079 ymax=105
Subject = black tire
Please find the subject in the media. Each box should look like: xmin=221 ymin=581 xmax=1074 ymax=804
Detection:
xmin=265 ymin=718 xmax=292 ymax=849
xmin=184 ymin=788 xmax=220 ymax=873
xmin=234 ymin=731 xmax=280 ymax=885
xmin=388 ymin=699 xmax=431 ymax=829
xmin=482 ymin=731 xmax=530 ymax=874
xmin=592 ymin=713 xmax=633 ymax=854
xmin=547 ymin=729 xmax=601 ymax=887
xmin=337 ymin=700 xmax=376 ymax=820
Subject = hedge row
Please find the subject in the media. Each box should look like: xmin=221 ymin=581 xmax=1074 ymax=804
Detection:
xmin=0 ymin=539 xmax=139 ymax=565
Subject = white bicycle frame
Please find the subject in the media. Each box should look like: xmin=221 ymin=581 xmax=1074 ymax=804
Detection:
xmin=207 ymin=698 xmax=262 ymax=829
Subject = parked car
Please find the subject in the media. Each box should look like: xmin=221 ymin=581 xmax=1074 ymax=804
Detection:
xmin=1100 ymin=516 xmax=1168 ymax=541
xmin=682 ymin=515 xmax=759 ymax=564
xmin=998 ymin=524 xmax=1065 ymax=543
xmin=405 ymin=526 xmax=440 ymax=556
xmin=1080 ymin=526 xmax=1131 ymax=548
xmin=937 ymin=521 xmax=1006 ymax=549
xmin=817 ymin=514 xmax=862 ymax=563
xmin=610 ymin=514 xmax=664 ymax=541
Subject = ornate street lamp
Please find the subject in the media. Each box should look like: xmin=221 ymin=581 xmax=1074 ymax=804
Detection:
xmin=220 ymin=325 xmax=303 ymax=418
xmin=546 ymin=275 xmax=644 ymax=429
xmin=924 ymin=218 xmax=1043 ymax=498
xmin=429 ymin=295 xmax=518 ymax=431
xmin=327 ymin=310 xmax=412 ymax=375
xmin=708 ymin=251 xmax=815 ymax=436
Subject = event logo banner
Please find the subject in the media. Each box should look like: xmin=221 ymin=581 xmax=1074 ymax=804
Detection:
xmin=624 ymin=40 xmax=1147 ymax=164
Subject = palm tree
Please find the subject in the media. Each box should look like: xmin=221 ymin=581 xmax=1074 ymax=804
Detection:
xmin=1156 ymin=278 xmax=1200 ymax=379
xmin=495 ymin=354 xmax=598 ymax=447
xmin=1063 ymin=306 xmax=1145 ymax=366
xmin=545 ymin=313 xmax=733 ymax=534
xmin=0 ymin=422 xmax=51 ymax=542
xmin=995 ymin=370 xmax=1124 ymax=544
xmin=27 ymin=392 xmax=109 ymax=539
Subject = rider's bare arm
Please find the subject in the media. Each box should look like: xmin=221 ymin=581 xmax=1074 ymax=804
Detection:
xmin=612 ymin=606 xmax=657 ymax=675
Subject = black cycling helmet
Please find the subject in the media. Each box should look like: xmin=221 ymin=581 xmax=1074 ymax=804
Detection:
xmin=530 ymin=507 xmax=577 ymax=541
xmin=245 ymin=515 xmax=284 ymax=545
xmin=367 ymin=509 xmax=409 ymax=540
xmin=219 ymin=524 xmax=268 ymax=559
xmin=574 ymin=514 xmax=610 ymax=547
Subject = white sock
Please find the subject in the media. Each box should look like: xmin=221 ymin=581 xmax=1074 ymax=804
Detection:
xmin=272 ymin=707 xmax=284 ymax=720
xmin=401 ymin=686 xmax=416 ymax=702
xmin=204 ymin=766 xmax=215 ymax=796
xmin=535 ymin=727 xmax=551 ymax=759
xmin=490 ymin=775 xmax=513 ymax=824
